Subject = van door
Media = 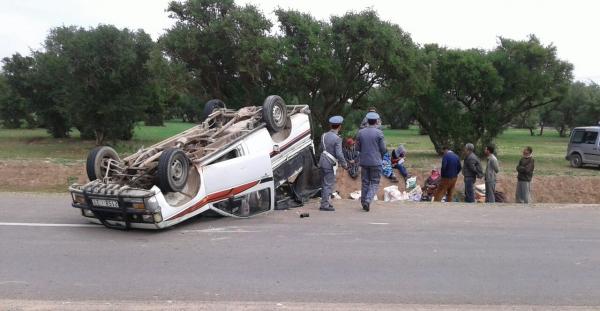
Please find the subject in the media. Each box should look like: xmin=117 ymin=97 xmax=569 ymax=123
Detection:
xmin=581 ymin=130 xmax=600 ymax=164
xmin=202 ymin=152 xmax=274 ymax=217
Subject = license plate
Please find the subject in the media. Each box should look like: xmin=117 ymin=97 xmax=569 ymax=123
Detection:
xmin=91 ymin=199 xmax=119 ymax=208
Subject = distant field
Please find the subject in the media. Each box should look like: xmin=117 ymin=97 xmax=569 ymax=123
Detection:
xmin=0 ymin=122 xmax=600 ymax=195
xmin=0 ymin=121 xmax=195 ymax=161
xmin=0 ymin=122 xmax=597 ymax=178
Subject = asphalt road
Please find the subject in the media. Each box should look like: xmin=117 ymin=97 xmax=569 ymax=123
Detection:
xmin=1 ymin=193 xmax=600 ymax=309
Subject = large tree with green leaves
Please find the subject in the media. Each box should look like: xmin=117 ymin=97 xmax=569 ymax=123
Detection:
xmin=161 ymin=0 xmax=277 ymax=109
xmin=415 ymin=36 xmax=573 ymax=154
xmin=0 ymin=54 xmax=37 ymax=129
xmin=274 ymin=9 xmax=419 ymax=136
xmin=43 ymin=25 xmax=154 ymax=143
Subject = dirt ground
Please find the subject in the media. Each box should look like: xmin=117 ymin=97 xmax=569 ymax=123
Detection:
xmin=0 ymin=160 xmax=87 ymax=192
xmin=0 ymin=159 xmax=598 ymax=204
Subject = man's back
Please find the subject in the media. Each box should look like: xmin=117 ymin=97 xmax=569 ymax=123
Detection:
xmin=441 ymin=151 xmax=462 ymax=178
xmin=356 ymin=126 xmax=386 ymax=167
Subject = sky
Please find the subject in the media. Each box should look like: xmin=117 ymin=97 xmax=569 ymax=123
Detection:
xmin=1 ymin=0 xmax=598 ymax=82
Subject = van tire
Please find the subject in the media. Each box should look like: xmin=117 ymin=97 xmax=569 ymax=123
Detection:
xmin=570 ymin=153 xmax=583 ymax=168
xmin=157 ymin=148 xmax=189 ymax=193
xmin=201 ymin=99 xmax=226 ymax=122
xmin=262 ymin=95 xmax=287 ymax=133
xmin=86 ymin=146 xmax=120 ymax=181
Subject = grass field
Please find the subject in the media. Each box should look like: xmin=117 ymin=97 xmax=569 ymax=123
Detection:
xmin=0 ymin=122 xmax=596 ymax=177
xmin=382 ymin=127 xmax=597 ymax=176
xmin=0 ymin=121 xmax=195 ymax=161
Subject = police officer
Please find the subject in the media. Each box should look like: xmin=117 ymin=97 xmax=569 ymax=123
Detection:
xmin=356 ymin=112 xmax=387 ymax=212
xmin=319 ymin=116 xmax=348 ymax=211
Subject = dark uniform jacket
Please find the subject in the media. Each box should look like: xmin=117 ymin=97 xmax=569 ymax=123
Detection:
xmin=356 ymin=126 xmax=387 ymax=167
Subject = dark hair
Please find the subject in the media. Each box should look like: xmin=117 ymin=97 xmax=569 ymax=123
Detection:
xmin=331 ymin=124 xmax=341 ymax=130
xmin=441 ymin=146 xmax=449 ymax=151
xmin=525 ymin=146 xmax=533 ymax=154
xmin=368 ymin=106 xmax=377 ymax=112
xmin=486 ymin=144 xmax=495 ymax=154
xmin=367 ymin=119 xmax=377 ymax=125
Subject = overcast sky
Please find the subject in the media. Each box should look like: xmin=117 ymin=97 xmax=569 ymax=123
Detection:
xmin=1 ymin=0 xmax=598 ymax=82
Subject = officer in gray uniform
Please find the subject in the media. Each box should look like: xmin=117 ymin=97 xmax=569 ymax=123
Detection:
xmin=319 ymin=116 xmax=348 ymax=211
xmin=356 ymin=112 xmax=387 ymax=212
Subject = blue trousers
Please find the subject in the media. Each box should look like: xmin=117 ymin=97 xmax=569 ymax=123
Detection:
xmin=464 ymin=177 xmax=475 ymax=203
xmin=361 ymin=166 xmax=382 ymax=205
xmin=394 ymin=163 xmax=408 ymax=178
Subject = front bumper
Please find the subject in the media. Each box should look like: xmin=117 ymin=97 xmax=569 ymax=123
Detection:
xmin=69 ymin=181 xmax=163 ymax=230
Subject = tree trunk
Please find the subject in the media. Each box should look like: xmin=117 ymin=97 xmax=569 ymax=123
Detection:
xmin=538 ymin=122 xmax=545 ymax=136
xmin=529 ymin=128 xmax=534 ymax=136
xmin=95 ymin=130 xmax=105 ymax=146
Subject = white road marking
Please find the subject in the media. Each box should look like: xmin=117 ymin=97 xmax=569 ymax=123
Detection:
xmin=369 ymin=222 xmax=390 ymax=225
xmin=0 ymin=222 xmax=99 ymax=228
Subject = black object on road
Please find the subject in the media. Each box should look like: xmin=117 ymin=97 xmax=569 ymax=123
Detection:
xmin=300 ymin=212 xmax=310 ymax=218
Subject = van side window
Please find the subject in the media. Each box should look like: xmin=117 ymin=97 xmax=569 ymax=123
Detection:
xmin=571 ymin=130 xmax=585 ymax=143
xmin=213 ymin=148 xmax=240 ymax=163
xmin=584 ymin=131 xmax=598 ymax=144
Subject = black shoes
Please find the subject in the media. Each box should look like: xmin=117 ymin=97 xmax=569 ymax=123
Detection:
xmin=320 ymin=206 xmax=335 ymax=211
xmin=362 ymin=202 xmax=370 ymax=212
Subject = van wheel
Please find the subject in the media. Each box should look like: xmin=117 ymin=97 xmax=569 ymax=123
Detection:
xmin=570 ymin=154 xmax=583 ymax=168
xmin=201 ymin=99 xmax=226 ymax=122
xmin=157 ymin=148 xmax=189 ymax=193
xmin=262 ymin=95 xmax=287 ymax=133
xmin=86 ymin=146 xmax=120 ymax=181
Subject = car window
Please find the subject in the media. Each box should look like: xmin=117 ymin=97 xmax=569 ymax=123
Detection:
xmin=584 ymin=131 xmax=598 ymax=144
xmin=571 ymin=130 xmax=585 ymax=144
xmin=212 ymin=148 xmax=240 ymax=164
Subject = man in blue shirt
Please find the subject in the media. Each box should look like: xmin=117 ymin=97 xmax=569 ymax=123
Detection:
xmin=356 ymin=112 xmax=387 ymax=212
xmin=434 ymin=146 xmax=462 ymax=202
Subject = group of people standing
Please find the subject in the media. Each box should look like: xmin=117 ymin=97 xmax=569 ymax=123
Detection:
xmin=318 ymin=111 xmax=537 ymax=212
xmin=434 ymin=145 xmax=534 ymax=204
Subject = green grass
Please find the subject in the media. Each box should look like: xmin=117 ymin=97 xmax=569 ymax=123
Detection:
xmin=383 ymin=127 xmax=598 ymax=177
xmin=0 ymin=122 xmax=596 ymax=177
xmin=0 ymin=121 xmax=195 ymax=160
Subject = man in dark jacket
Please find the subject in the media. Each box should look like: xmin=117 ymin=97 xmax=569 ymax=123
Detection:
xmin=434 ymin=146 xmax=462 ymax=202
xmin=462 ymin=143 xmax=484 ymax=203
xmin=356 ymin=112 xmax=387 ymax=212
xmin=516 ymin=146 xmax=535 ymax=203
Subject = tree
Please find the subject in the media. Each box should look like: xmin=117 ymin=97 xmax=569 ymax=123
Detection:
xmin=548 ymin=81 xmax=600 ymax=136
xmin=274 ymin=9 xmax=419 ymax=137
xmin=514 ymin=109 xmax=539 ymax=136
xmin=41 ymin=25 xmax=154 ymax=143
xmin=415 ymin=36 xmax=573 ymax=154
xmin=0 ymin=54 xmax=37 ymax=129
xmin=366 ymin=87 xmax=416 ymax=130
xmin=161 ymin=0 xmax=278 ymax=109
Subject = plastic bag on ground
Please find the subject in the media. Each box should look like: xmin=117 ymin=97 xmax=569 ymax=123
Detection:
xmin=405 ymin=176 xmax=417 ymax=191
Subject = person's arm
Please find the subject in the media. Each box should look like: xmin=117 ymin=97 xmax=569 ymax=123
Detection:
xmin=457 ymin=157 xmax=462 ymax=174
xmin=493 ymin=158 xmax=500 ymax=173
xmin=355 ymin=133 xmax=361 ymax=152
xmin=334 ymin=138 xmax=347 ymax=168
xmin=378 ymin=132 xmax=387 ymax=157
xmin=524 ymin=158 xmax=534 ymax=174
xmin=516 ymin=159 xmax=525 ymax=173
xmin=441 ymin=155 xmax=448 ymax=176
xmin=476 ymin=159 xmax=484 ymax=178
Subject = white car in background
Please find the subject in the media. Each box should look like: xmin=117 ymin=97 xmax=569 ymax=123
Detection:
xmin=69 ymin=95 xmax=320 ymax=230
